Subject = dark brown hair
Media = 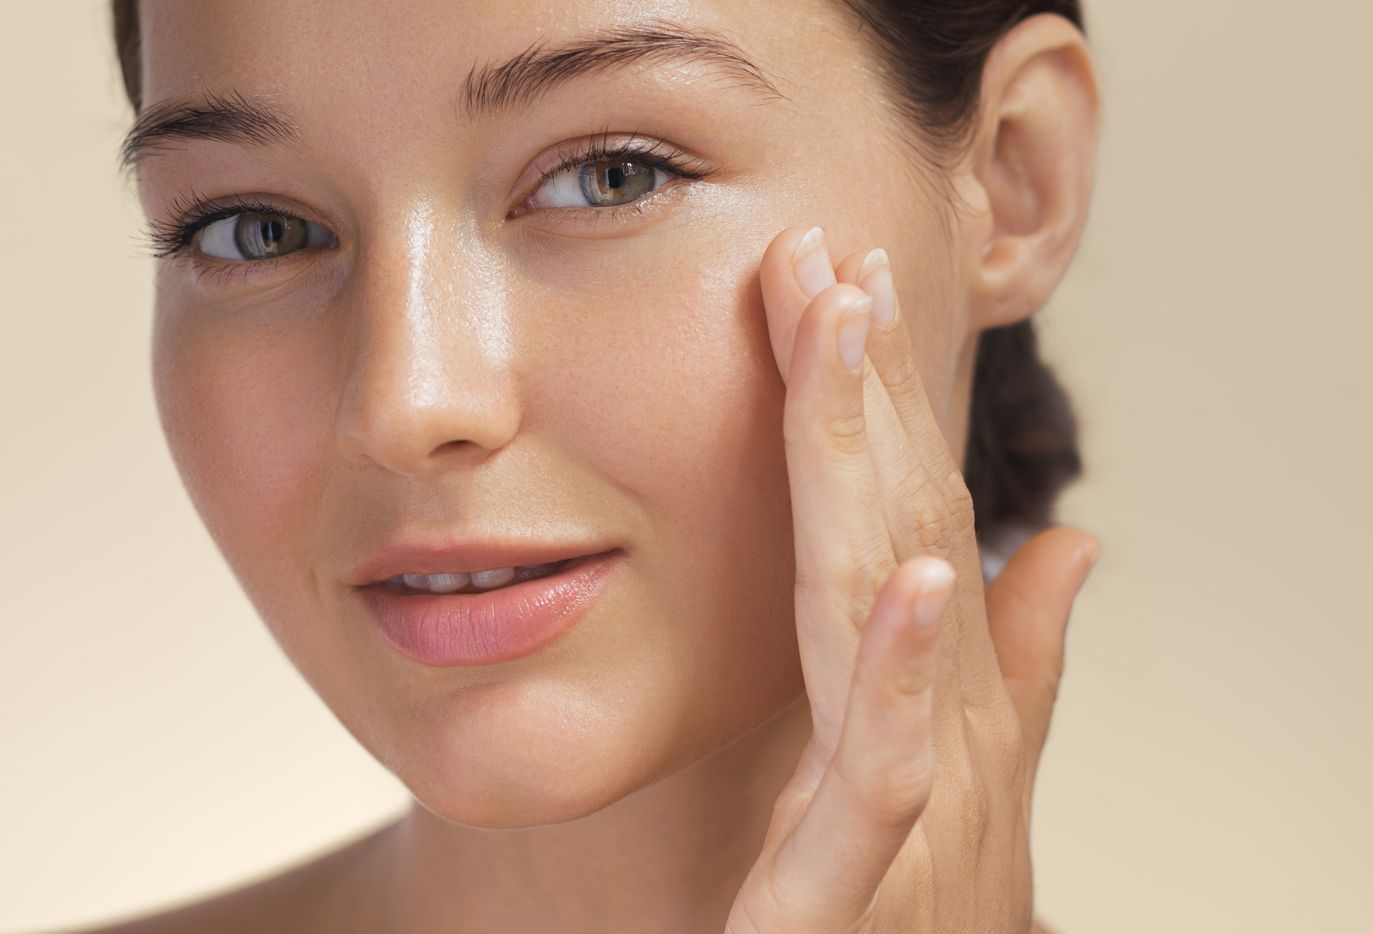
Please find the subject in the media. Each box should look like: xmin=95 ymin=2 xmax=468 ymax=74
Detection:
xmin=108 ymin=0 xmax=1086 ymax=558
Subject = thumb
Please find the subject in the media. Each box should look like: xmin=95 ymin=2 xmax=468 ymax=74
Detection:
xmin=984 ymin=525 xmax=1101 ymax=803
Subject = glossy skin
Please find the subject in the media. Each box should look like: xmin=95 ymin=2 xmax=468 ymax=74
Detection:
xmin=97 ymin=0 xmax=1100 ymax=930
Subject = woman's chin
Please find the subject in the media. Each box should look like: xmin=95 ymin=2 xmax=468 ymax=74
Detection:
xmin=404 ymin=769 xmax=631 ymax=830
xmin=382 ymin=681 xmax=668 ymax=829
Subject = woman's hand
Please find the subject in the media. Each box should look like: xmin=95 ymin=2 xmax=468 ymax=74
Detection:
xmin=723 ymin=225 xmax=1101 ymax=933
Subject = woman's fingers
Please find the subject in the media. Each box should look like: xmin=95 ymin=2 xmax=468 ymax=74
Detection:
xmin=830 ymin=244 xmax=1007 ymax=714
xmin=762 ymin=225 xmax=899 ymax=758
xmin=759 ymin=224 xmax=836 ymax=386
xmin=740 ymin=558 xmax=953 ymax=931
xmin=983 ymin=526 xmax=1101 ymax=816
xmin=832 ymin=246 xmax=957 ymax=476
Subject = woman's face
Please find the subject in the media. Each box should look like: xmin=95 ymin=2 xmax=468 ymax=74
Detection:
xmin=135 ymin=0 xmax=972 ymax=826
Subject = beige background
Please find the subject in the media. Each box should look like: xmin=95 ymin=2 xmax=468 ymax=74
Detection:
xmin=2 ymin=1 xmax=1369 ymax=931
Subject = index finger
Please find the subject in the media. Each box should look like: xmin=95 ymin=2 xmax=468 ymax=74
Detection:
xmin=759 ymin=224 xmax=836 ymax=385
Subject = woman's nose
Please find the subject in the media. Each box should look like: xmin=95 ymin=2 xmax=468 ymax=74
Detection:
xmin=334 ymin=202 xmax=521 ymax=477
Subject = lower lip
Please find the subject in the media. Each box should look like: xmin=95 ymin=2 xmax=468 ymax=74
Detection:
xmin=354 ymin=549 xmax=625 ymax=666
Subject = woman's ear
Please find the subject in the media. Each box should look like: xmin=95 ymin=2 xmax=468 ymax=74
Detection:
xmin=952 ymin=13 xmax=1102 ymax=333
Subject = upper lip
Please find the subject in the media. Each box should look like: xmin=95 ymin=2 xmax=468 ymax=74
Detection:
xmin=348 ymin=537 xmax=617 ymax=586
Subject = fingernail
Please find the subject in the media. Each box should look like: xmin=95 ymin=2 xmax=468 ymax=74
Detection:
xmin=837 ymin=294 xmax=873 ymax=373
xmin=913 ymin=559 xmax=955 ymax=630
xmin=793 ymin=226 xmax=836 ymax=300
xmin=858 ymin=248 xmax=898 ymax=330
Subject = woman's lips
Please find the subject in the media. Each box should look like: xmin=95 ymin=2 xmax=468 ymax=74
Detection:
xmin=353 ymin=549 xmax=625 ymax=666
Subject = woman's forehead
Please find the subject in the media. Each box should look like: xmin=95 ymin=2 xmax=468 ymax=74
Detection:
xmin=135 ymin=0 xmax=844 ymax=109
xmin=125 ymin=0 xmax=897 ymax=193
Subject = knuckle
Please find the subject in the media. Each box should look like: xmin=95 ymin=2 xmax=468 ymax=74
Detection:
xmin=911 ymin=511 xmax=959 ymax=552
xmin=781 ymin=400 xmax=868 ymax=465
xmin=832 ymin=746 xmax=933 ymax=831
xmin=892 ymin=458 xmax=938 ymax=509
xmin=769 ymin=781 xmax=814 ymax=830
xmin=822 ymin=406 xmax=870 ymax=460
xmin=780 ymin=376 xmax=870 ymax=464
xmin=967 ymin=702 xmax=1024 ymax=778
xmin=905 ymin=468 xmax=976 ymax=547
xmin=943 ymin=469 xmax=977 ymax=529
xmin=845 ymin=553 xmax=897 ymax=628
xmin=848 ymin=551 xmax=896 ymax=610
xmin=795 ymin=549 xmax=893 ymax=630
xmin=885 ymin=344 xmax=927 ymax=403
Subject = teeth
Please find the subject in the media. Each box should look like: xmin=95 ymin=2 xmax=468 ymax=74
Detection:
xmin=402 ymin=572 xmax=470 ymax=593
xmin=388 ymin=560 xmax=569 ymax=594
xmin=469 ymin=566 xmax=516 ymax=588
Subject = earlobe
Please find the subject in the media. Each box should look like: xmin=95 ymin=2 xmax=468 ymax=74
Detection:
xmin=957 ymin=13 xmax=1102 ymax=333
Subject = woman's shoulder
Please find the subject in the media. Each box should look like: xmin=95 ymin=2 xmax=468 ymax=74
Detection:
xmin=56 ymin=821 xmax=398 ymax=934
xmin=70 ymin=897 xmax=1057 ymax=934
xmin=55 ymin=821 xmax=1058 ymax=933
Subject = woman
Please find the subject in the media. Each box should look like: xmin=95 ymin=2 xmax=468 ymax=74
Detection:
xmin=92 ymin=0 xmax=1102 ymax=930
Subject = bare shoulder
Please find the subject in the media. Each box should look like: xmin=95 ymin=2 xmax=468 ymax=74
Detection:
xmin=55 ymin=819 xmax=400 ymax=934
xmin=1031 ymin=918 xmax=1059 ymax=934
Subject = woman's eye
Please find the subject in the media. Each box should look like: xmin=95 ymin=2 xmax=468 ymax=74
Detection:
xmin=525 ymin=155 xmax=682 ymax=213
xmin=199 ymin=212 xmax=336 ymax=262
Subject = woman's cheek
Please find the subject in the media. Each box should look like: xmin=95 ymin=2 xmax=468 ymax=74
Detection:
xmin=560 ymin=225 xmax=803 ymax=718
xmin=152 ymin=299 xmax=332 ymax=616
xmin=538 ymin=220 xmax=784 ymax=503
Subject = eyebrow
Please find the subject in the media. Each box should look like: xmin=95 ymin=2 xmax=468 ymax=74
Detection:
xmin=117 ymin=19 xmax=787 ymax=175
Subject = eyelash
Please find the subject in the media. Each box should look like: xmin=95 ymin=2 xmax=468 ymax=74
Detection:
xmin=136 ymin=131 xmax=719 ymax=284
xmin=518 ymin=131 xmax=717 ymax=224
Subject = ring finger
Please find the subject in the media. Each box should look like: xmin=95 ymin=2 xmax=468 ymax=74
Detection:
xmin=833 ymin=245 xmax=1008 ymax=715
